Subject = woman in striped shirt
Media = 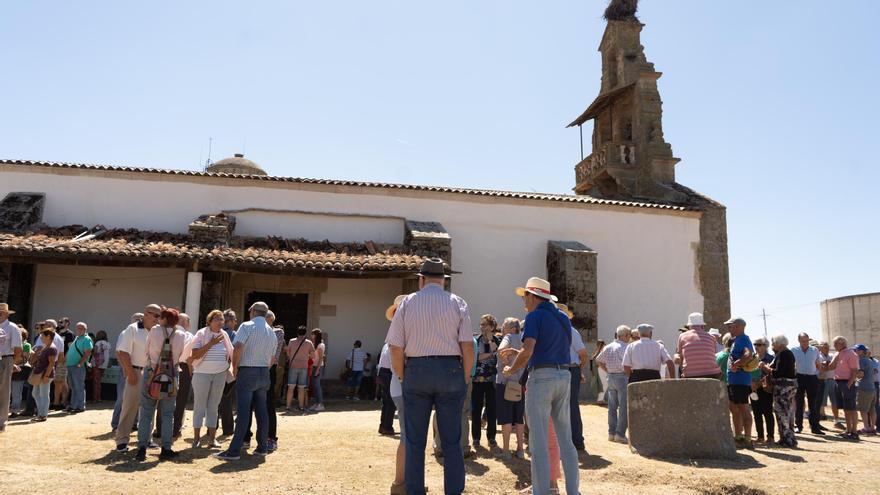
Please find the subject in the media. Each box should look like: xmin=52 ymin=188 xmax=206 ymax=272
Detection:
xmin=188 ymin=309 xmax=234 ymax=448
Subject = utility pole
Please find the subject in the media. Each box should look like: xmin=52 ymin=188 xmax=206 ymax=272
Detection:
xmin=760 ymin=308 xmax=769 ymax=337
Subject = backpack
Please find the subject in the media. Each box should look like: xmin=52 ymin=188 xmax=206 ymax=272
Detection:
xmin=144 ymin=327 xmax=178 ymax=400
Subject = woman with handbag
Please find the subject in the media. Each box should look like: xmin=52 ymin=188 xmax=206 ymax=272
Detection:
xmin=188 ymin=310 xmax=234 ymax=449
xmin=495 ymin=317 xmax=525 ymax=459
xmin=760 ymin=334 xmax=798 ymax=448
xmin=749 ymin=337 xmax=775 ymax=445
xmin=29 ymin=328 xmax=58 ymax=422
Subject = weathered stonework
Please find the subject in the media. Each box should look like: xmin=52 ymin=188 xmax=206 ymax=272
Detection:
xmin=405 ymin=221 xmax=451 ymax=265
xmin=188 ymin=213 xmax=236 ymax=246
xmin=0 ymin=192 xmax=45 ymax=232
xmin=0 ymin=262 xmax=35 ymax=328
xmin=198 ymin=270 xmax=230 ymax=327
xmin=694 ymin=199 xmax=730 ymax=330
xmin=546 ymin=241 xmax=598 ymax=342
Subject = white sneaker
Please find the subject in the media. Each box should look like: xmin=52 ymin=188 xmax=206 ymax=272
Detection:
xmin=311 ymin=403 xmax=325 ymax=412
xmin=614 ymin=435 xmax=628 ymax=444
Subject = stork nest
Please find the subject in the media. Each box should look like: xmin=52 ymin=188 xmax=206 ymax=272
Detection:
xmin=604 ymin=0 xmax=639 ymax=22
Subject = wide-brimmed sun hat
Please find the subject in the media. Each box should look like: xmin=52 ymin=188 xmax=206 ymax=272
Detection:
xmin=0 ymin=303 xmax=15 ymax=314
xmin=515 ymin=277 xmax=558 ymax=302
xmin=687 ymin=312 xmax=705 ymax=327
xmin=555 ymin=303 xmax=574 ymax=319
xmin=385 ymin=294 xmax=408 ymax=321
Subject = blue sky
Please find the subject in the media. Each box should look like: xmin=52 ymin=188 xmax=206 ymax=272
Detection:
xmin=2 ymin=1 xmax=877 ymax=342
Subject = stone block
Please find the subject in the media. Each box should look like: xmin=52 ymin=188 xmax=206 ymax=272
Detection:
xmin=628 ymin=379 xmax=737 ymax=459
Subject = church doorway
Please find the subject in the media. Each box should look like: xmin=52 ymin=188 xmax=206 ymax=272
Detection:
xmin=244 ymin=291 xmax=308 ymax=341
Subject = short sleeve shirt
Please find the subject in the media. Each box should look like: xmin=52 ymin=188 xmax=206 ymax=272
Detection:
xmin=834 ymin=349 xmax=859 ymax=381
xmin=66 ymin=335 xmax=94 ymax=367
xmin=857 ymin=356 xmax=875 ymax=390
xmin=791 ymin=346 xmax=821 ymax=375
xmin=115 ymin=322 xmax=150 ymax=368
xmin=0 ymin=319 xmax=23 ymax=355
xmin=569 ymin=327 xmax=586 ymax=365
xmin=522 ymin=301 xmax=571 ymax=367
xmin=496 ymin=333 xmax=524 ymax=384
xmin=385 ymin=284 xmax=472 ymax=357
xmin=233 ymin=317 xmax=278 ymax=367
xmin=727 ymin=334 xmax=754 ymax=386
xmin=145 ymin=325 xmax=188 ymax=369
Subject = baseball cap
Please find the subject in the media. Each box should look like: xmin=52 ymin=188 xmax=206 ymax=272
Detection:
xmin=854 ymin=344 xmax=869 ymax=352
xmin=723 ymin=317 xmax=747 ymax=326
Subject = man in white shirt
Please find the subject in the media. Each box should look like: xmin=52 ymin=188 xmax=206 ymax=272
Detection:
xmin=114 ymin=304 xmax=160 ymax=452
xmin=0 ymin=302 xmax=23 ymax=432
xmin=595 ymin=326 xmax=631 ymax=443
xmin=791 ymin=332 xmax=825 ymax=435
xmin=345 ymin=340 xmax=367 ymax=400
xmin=623 ymin=324 xmax=674 ymax=383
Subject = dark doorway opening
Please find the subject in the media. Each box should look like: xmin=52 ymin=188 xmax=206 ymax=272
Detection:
xmin=244 ymin=291 xmax=308 ymax=341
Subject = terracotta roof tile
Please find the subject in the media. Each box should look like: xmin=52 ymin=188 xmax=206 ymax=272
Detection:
xmin=0 ymin=159 xmax=695 ymax=211
xmin=0 ymin=226 xmax=425 ymax=273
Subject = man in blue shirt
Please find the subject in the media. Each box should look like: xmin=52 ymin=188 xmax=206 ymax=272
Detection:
xmin=503 ymin=277 xmax=579 ymax=495
xmin=725 ymin=317 xmax=755 ymax=448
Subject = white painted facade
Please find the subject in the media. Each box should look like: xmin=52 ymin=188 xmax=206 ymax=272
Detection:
xmin=3 ymin=166 xmax=704 ymax=372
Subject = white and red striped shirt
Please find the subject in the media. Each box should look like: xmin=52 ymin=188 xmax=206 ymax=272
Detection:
xmin=385 ymin=284 xmax=473 ymax=357
xmin=677 ymin=329 xmax=721 ymax=377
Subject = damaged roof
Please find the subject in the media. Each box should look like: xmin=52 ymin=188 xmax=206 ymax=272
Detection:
xmin=0 ymin=226 xmax=426 ymax=275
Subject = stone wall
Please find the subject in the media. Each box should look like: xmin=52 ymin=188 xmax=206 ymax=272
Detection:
xmin=695 ymin=201 xmax=730 ymax=330
xmin=546 ymin=241 xmax=598 ymax=342
xmin=198 ymin=270 xmax=230 ymax=326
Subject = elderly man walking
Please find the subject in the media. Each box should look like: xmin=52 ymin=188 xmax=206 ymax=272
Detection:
xmin=386 ymin=258 xmax=474 ymax=495
xmin=596 ymin=325 xmax=631 ymax=443
xmin=503 ymin=277 xmax=580 ymax=495
xmin=675 ymin=313 xmax=722 ymax=379
xmin=215 ymin=302 xmax=278 ymax=460
xmin=623 ymin=324 xmax=674 ymax=383
xmin=791 ymin=332 xmax=825 ymax=435
xmin=114 ymin=305 xmax=160 ymax=452
xmin=0 ymin=302 xmax=24 ymax=433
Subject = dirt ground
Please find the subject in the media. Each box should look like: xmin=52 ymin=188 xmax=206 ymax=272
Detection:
xmin=1 ymin=401 xmax=877 ymax=495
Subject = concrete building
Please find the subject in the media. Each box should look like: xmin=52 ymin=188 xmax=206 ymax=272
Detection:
xmin=821 ymin=292 xmax=880 ymax=351
xmin=0 ymin=12 xmax=729 ymax=377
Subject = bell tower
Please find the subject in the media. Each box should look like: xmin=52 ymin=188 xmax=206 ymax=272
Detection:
xmin=568 ymin=17 xmax=686 ymax=202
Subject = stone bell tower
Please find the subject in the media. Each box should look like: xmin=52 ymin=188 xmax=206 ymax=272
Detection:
xmin=568 ymin=18 xmax=686 ymax=202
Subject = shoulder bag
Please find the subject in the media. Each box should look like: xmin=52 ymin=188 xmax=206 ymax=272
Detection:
xmin=27 ymin=348 xmax=52 ymax=387
xmin=145 ymin=327 xmax=178 ymax=400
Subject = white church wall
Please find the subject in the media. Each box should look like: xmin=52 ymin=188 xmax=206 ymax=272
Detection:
xmin=4 ymin=168 xmax=704 ymax=350
xmin=317 ymin=278 xmax=403 ymax=374
xmin=31 ymin=264 xmax=186 ymax=354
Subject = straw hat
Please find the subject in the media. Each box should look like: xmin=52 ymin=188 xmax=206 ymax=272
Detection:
xmin=555 ymin=303 xmax=574 ymax=320
xmin=385 ymin=294 xmax=408 ymax=321
xmin=0 ymin=303 xmax=15 ymax=314
xmin=515 ymin=277 xmax=558 ymax=302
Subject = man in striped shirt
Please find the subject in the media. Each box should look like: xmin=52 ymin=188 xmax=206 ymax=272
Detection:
xmin=595 ymin=325 xmax=632 ymax=443
xmin=386 ymin=258 xmax=474 ymax=495
xmin=214 ymin=301 xmax=278 ymax=461
xmin=675 ymin=312 xmax=722 ymax=379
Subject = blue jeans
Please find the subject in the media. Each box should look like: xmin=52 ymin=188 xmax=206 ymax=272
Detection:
xmin=606 ymin=372 xmax=628 ymax=437
xmin=228 ymin=367 xmax=270 ymax=454
xmin=11 ymin=380 xmax=24 ymax=412
xmin=403 ymin=357 xmax=467 ymax=495
xmin=347 ymin=370 xmax=364 ymax=389
xmin=569 ymin=366 xmax=584 ymax=448
xmin=137 ymin=368 xmax=176 ymax=449
xmin=68 ymin=365 xmax=87 ymax=410
xmin=312 ymin=366 xmax=324 ymax=404
xmin=525 ymin=368 xmax=580 ymax=495
xmin=33 ymin=382 xmax=51 ymax=417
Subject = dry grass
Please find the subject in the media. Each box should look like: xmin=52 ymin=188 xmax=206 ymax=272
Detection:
xmin=1 ymin=401 xmax=878 ymax=494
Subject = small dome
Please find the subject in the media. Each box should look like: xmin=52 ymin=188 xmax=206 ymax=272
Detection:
xmin=206 ymin=153 xmax=267 ymax=175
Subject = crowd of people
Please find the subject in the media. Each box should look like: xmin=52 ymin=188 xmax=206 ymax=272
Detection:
xmin=2 ymin=257 xmax=879 ymax=494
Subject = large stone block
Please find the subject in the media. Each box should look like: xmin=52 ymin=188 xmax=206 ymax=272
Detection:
xmin=628 ymin=379 xmax=737 ymax=459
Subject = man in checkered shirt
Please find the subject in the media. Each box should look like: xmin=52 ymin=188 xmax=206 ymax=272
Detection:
xmin=595 ymin=325 xmax=632 ymax=443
